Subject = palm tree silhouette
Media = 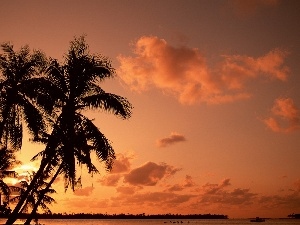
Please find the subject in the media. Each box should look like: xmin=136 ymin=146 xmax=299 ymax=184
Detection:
xmin=6 ymin=36 xmax=133 ymax=225
xmin=0 ymin=148 xmax=19 ymax=215
xmin=0 ymin=43 xmax=55 ymax=150
xmin=0 ymin=43 xmax=59 ymax=225
xmin=42 ymin=35 xmax=132 ymax=189
xmin=10 ymin=177 xmax=56 ymax=215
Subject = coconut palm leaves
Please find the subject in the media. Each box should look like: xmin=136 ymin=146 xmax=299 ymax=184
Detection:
xmin=5 ymin=36 xmax=133 ymax=225
xmin=10 ymin=179 xmax=56 ymax=214
xmin=0 ymin=148 xmax=18 ymax=205
xmin=43 ymin=36 xmax=132 ymax=190
xmin=0 ymin=43 xmax=56 ymax=150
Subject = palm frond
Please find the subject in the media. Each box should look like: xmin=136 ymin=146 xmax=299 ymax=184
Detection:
xmin=9 ymin=195 xmax=21 ymax=204
xmin=80 ymin=115 xmax=115 ymax=170
xmin=82 ymin=91 xmax=132 ymax=119
xmin=0 ymin=180 xmax=10 ymax=196
xmin=0 ymin=148 xmax=19 ymax=171
xmin=19 ymin=95 xmax=46 ymax=138
xmin=18 ymin=78 xmax=61 ymax=114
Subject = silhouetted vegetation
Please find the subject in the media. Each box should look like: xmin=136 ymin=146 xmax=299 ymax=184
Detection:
xmin=0 ymin=36 xmax=132 ymax=225
xmin=0 ymin=212 xmax=228 ymax=220
xmin=0 ymin=148 xmax=19 ymax=216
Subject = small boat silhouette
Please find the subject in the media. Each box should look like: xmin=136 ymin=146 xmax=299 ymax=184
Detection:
xmin=250 ymin=217 xmax=265 ymax=222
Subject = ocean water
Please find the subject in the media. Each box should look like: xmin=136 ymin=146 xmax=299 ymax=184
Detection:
xmin=1 ymin=219 xmax=300 ymax=225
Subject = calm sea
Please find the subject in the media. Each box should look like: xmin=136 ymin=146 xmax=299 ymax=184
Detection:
xmin=1 ymin=219 xmax=300 ymax=225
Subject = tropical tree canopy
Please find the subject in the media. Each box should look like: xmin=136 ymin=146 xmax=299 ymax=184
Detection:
xmin=0 ymin=43 xmax=56 ymax=150
xmin=0 ymin=148 xmax=19 ymax=206
xmin=41 ymin=36 xmax=133 ymax=190
xmin=3 ymin=36 xmax=133 ymax=225
xmin=10 ymin=178 xmax=56 ymax=214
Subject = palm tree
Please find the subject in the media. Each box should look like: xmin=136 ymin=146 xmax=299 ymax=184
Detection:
xmin=0 ymin=43 xmax=56 ymax=150
xmin=42 ymin=35 xmax=132 ymax=190
xmin=0 ymin=43 xmax=59 ymax=224
xmin=6 ymin=36 xmax=133 ymax=225
xmin=0 ymin=148 xmax=19 ymax=208
xmin=10 ymin=178 xmax=56 ymax=215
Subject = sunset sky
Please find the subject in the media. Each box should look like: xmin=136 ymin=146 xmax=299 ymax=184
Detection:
xmin=1 ymin=0 xmax=300 ymax=219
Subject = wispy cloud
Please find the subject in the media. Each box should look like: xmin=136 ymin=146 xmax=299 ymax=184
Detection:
xmin=74 ymin=186 xmax=94 ymax=196
xmin=118 ymin=36 xmax=289 ymax=105
xmin=111 ymin=191 xmax=195 ymax=210
xmin=156 ymin=132 xmax=187 ymax=148
xmin=98 ymin=174 xmax=122 ymax=186
xmin=264 ymin=97 xmax=300 ymax=133
xmin=111 ymin=153 xmax=133 ymax=173
xmin=99 ymin=153 xmax=134 ymax=186
xmin=167 ymin=175 xmax=196 ymax=192
xmin=62 ymin=168 xmax=300 ymax=216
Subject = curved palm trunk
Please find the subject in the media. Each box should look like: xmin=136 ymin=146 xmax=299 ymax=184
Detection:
xmin=5 ymin=159 xmax=48 ymax=225
xmin=5 ymin=118 xmax=64 ymax=225
xmin=24 ymin=164 xmax=62 ymax=225
xmin=5 ymin=138 xmax=59 ymax=225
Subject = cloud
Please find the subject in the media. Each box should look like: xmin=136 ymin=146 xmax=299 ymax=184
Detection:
xmin=118 ymin=36 xmax=289 ymax=105
xmin=108 ymin=175 xmax=300 ymax=216
xmin=264 ymin=97 xmax=300 ymax=133
xmin=111 ymin=191 xmax=195 ymax=208
xmin=229 ymin=0 xmax=280 ymax=17
xmin=111 ymin=153 xmax=133 ymax=174
xmin=258 ymin=182 xmax=300 ymax=209
xmin=220 ymin=49 xmax=288 ymax=87
xmin=98 ymin=174 xmax=122 ymax=186
xmin=74 ymin=186 xmax=94 ymax=196
xmin=116 ymin=186 xmax=140 ymax=195
xmin=167 ymin=175 xmax=196 ymax=192
xmin=201 ymin=178 xmax=231 ymax=195
xmin=192 ymin=179 xmax=257 ymax=208
xmin=98 ymin=153 xmax=134 ymax=186
xmin=201 ymin=187 xmax=257 ymax=206
xmin=156 ymin=132 xmax=187 ymax=148
xmin=124 ymin=162 xmax=181 ymax=186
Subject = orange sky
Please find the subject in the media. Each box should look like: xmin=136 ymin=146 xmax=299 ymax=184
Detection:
xmin=1 ymin=0 xmax=300 ymax=219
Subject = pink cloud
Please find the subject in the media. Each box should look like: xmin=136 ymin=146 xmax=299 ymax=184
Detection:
xmin=124 ymin=162 xmax=181 ymax=186
xmin=74 ymin=186 xmax=94 ymax=196
xmin=111 ymin=191 xmax=195 ymax=208
xmin=107 ymin=176 xmax=300 ymax=216
xmin=116 ymin=186 xmax=140 ymax=195
xmin=258 ymin=191 xmax=300 ymax=209
xmin=98 ymin=174 xmax=122 ymax=186
xmin=183 ymin=175 xmax=196 ymax=187
xmin=264 ymin=97 xmax=300 ymax=133
xmin=220 ymin=49 xmax=289 ymax=89
xmin=156 ymin=132 xmax=186 ymax=148
xmin=196 ymin=179 xmax=257 ymax=207
xmin=167 ymin=175 xmax=196 ymax=192
xmin=111 ymin=153 xmax=132 ymax=174
xmin=202 ymin=178 xmax=231 ymax=195
xmin=118 ymin=36 xmax=288 ymax=105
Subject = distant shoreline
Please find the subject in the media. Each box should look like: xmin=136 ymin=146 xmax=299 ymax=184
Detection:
xmin=0 ymin=213 xmax=228 ymax=220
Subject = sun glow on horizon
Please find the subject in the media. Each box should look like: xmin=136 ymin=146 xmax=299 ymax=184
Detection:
xmin=4 ymin=163 xmax=40 ymax=185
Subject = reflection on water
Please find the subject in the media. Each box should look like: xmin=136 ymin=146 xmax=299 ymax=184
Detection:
xmin=0 ymin=219 xmax=300 ymax=225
